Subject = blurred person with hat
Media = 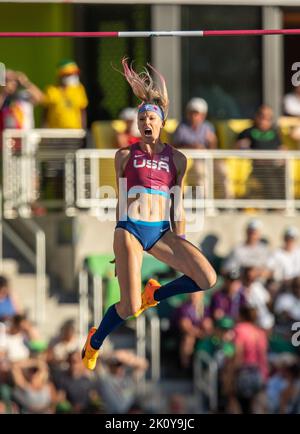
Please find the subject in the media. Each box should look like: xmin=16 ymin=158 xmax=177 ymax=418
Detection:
xmin=173 ymin=97 xmax=231 ymax=198
xmin=173 ymin=97 xmax=217 ymax=151
xmin=223 ymin=219 xmax=270 ymax=274
xmin=114 ymin=107 xmax=141 ymax=148
xmin=267 ymin=226 xmax=300 ymax=283
xmin=172 ymin=97 xmax=232 ymax=198
xmin=42 ymin=59 xmax=88 ymax=129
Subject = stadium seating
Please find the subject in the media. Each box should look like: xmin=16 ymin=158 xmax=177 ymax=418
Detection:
xmin=91 ymin=117 xmax=300 ymax=200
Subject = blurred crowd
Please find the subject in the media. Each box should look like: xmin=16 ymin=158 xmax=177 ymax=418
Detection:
xmin=1 ymin=218 xmax=300 ymax=414
xmin=167 ymin=218 xmax=300 ymax=414
xmin=2 ymin=60 xmax=300 ymax=209
xmin=0 ymin=308 xmax=149 ymax=414
xmin=1 ymin=58 xmax=300 ymax=218
xmin=1 ymin=59 xmax=300 ymax=153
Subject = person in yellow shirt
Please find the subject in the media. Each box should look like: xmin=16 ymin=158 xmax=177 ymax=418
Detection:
xmin=43 ymin=60 xmax=88 ymax=129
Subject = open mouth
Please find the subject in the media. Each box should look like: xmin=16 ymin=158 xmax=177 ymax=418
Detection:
xmin=144 ymin=128 xmax=152 ymax=137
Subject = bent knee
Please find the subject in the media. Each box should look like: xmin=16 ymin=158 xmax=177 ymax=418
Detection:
xmin=203 ymin=269 xmax=217 ymax=290
xmin=192 ymin=268 xmax=217 ymax=291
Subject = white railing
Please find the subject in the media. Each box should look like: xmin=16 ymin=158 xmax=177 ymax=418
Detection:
xmin=3 ymin=129 xmax=300 ymax=216
xmin=2 ymin=129 xmax=85 ymax=219
xmin=79 ymin=269 xmax=89 ymax=342
xmin=136 ymin=314 xmax=147 ymax=392
xmin=75 ymin=148 xmax=300 ymax=216
xmin=149 ymin=312 xmax=161 ymax=383
xmin=194 ymin=350 xmax=218 ymax=413
xmin=0 ymin=216 xmax=47 ymax=330
xmin=22 ymin=219 xmax=47 ymax=328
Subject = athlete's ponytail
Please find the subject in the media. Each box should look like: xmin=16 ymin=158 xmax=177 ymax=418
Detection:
xmin=121 ymin=57 xmax=169 ymax=120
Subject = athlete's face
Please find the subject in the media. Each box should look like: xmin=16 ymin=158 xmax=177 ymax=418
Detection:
xmin=138 ymin=111 xmax=163 ymax=143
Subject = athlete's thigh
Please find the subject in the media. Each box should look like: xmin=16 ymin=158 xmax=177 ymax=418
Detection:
xmin=113 ymin=228 xmax=143 ymax=302
xmin=148 ymin=230 xmax=214 ymax=286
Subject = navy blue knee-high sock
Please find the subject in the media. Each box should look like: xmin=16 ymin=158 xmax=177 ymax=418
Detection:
xmin=154 ymin=275 xmax=202 ymax=302
xmin=90 ymin=304 xmax=124 ymax=350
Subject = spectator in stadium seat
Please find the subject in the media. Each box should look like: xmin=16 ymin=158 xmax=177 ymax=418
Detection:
xmin=223 ymin=219 xmax=270 ymax=272
xmin=0 ymin=71 xmax=46 ymax=215
xmin=0 ymin=69 xmax=44 ymax=135
xmin=98 ymin=350 xmax=148 ymax=414
xmin=4 ymin=314 xmax=40 ymax=363
xmin=274 ymin=276 xmax=300 ymax=323
xmin=267 ymin=226 xmax=300 ymax=283
xmin=283 ymin=86 xmax=300 ymax=117
xmin=236 ymin=105 xmax=282 ymax=151
xmin=11 ymin=358 xmax=57 ymax=413
xmin=42 ymin=59 xmax=88 ymax=129
xmin=171 ymin=292 xmax=207 ymax=370
xmin=53 ymin=350 xmax=100 ymax=413
xmin=241 ymin=266 xmax=275 ymax=332
xmin=233 ymin=304 xmax=269 ymax=414
xmin=173 ymin=97 xmax=217 ymax=152
xmin=173 ymin=98 xmax=230 ymax=198
xmin=0 ymin=276 xmax=22 ymax=323
xmin=114 ymin=107 xmax=141 ymax=148
xmin=47 ymin=319 xmax=80 ymax=369
xmin=209 ymin=268 xmax=246 ymax=321
xmin=235 ymin=105 xmax=285 ymax=200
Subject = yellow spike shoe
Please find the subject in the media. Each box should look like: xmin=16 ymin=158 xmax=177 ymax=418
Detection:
xmin=81 ymin=327 xmax=100 ymax=370
xmin=134 ymin=278 xmax=161 ymax=318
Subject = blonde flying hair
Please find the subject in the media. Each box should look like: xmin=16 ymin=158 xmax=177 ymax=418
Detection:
xmin=121 ymin=57 xmax=169 ymax=120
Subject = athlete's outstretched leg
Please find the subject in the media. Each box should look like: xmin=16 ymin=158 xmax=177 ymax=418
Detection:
xmin=82 ymin=228 xmax=143 ymax=370
xmin=148 ymin=231 xmax=216 ymax=301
